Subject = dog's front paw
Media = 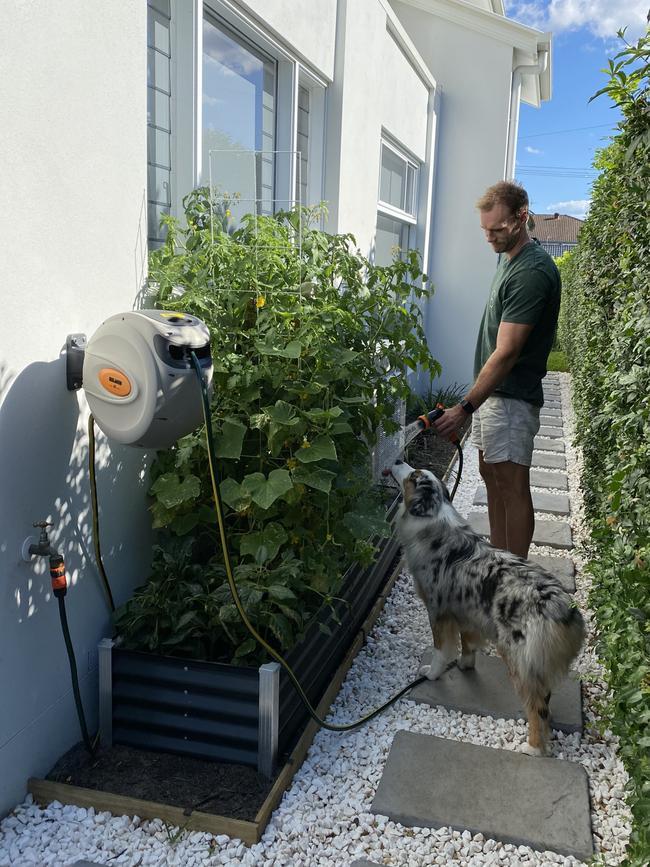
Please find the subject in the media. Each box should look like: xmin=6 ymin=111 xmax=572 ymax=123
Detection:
xmin=457 ymin=652 xmax=476 ymax=671
xmin=519 ymin=742 xmax=547 ymax=758
xmin=418 ymin=662 xmax=443 ymax=681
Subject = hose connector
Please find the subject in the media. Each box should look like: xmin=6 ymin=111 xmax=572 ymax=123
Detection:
xmin=49 ymin=554 xmax=67 ymax=597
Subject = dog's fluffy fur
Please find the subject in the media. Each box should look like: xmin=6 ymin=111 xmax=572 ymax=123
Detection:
xmin=391 ymin=460 xmax=585 ymax=756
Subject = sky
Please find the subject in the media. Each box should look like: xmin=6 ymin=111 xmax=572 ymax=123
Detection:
xmin=506 ymin=0 xmax=648 ymax=219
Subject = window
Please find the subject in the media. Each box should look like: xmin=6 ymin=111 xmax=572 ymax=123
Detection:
xmin=375 ymin=140 xmax=419 ymax=266
xmin=151 ymin=3 xmax=326 ymax=235
xmin=202 ymin=13 xmax=276 ymax=216
xmin=147 ymin=0 xmax=172 ymax=246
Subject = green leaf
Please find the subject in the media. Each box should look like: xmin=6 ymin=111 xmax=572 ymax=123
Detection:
xmin=291 ymin=464 xmax=337 ymax=493
xmin=150 ymin=473 xmax=201 ymax=509
xmin=170 ymin=512 xmax=200 ymax=535
xmin=343 ymin=507 xmax=389 ymax=540
xmin=295 ymin=435 xmax=338 ymax=464
xmin=219 ymin=478 xmax=252 ymax=512
xmin=242 ymin=469 xmax=293 ymax=509
xmin=256 ymin=339 xmax=302 ymax=358
xmin=240 ymin=522 xmax=288 ymax=562
xmin=216 ymin=418 xmax=247 ymax=459
xmin=233 ymin=638 xmax=257 ymax=658
xmin=267 ymin=584 xmax=297 ymax=602
xmin=265 ymin=400 xmax=302 ymax=425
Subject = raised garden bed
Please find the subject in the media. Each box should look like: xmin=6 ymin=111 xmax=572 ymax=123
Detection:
xmin=30 ymin=555 xmax=402 ymax=845
xmin=29 ymin=430 xmax=465 ymax=843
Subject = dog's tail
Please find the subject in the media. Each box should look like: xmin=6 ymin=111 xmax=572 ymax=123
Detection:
xmin=511 ymin=603 xmax=585 ymax=700
xmin=508 ymin=605 xmax=584 ymax=751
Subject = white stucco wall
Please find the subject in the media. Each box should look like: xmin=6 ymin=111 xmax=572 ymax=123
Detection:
xmin=0 ymin=1 xmax=151 ymax=816
xmin=393 ymin=1 xmax=517 ymax=391
xmin=325 ymin=0 xmax=431 ymax=256
xmin=238 ymin=0 xmax=338 ymax=80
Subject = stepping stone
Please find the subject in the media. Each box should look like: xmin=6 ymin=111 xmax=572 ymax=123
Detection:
xmin=474 ymin=487 xmax=569 ymax=516
xmin=538 ymin=425 xmax=563 ymax=439
xmin=72 ymin=863 xmax=109 ymax=866
xmin=533 ymin=451 xmax=566 ymax=470
xmin=540 ymin=416 xmax=563 ymax=427
xmin=372 ymin=731 xmax=593 ymax=860
xmin=412 ymin=651 xmax=582 ymax=733
xmin=530 ymin=468 xmax=568 ymax=489
xmin=534 ymin=437 xmax=564 ymax=452
xmin=468 ymin=512 xmax=573 ymax=549
xmin=350 ymin=862 xmax=382 ymax=867
xmin=529 ymin=553 xmax=576 ymax=592
xmin=541 ymin=407 xmax=562 ymax=417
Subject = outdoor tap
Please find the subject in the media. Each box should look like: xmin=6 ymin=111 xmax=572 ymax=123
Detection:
xmin=29 ymin=521 xmax=55 ymax=557
xmin=27 ymin=522 xmax=67 ymax=595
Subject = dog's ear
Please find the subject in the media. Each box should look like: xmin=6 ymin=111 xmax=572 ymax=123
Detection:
xmin=408 ymin=472 xmax=436 ymax=517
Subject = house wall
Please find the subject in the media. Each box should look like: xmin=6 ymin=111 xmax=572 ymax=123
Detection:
xmin=325 ymin=0 xmax=431 ymax=257
xmin=392 ymin=1 xmax=516 ymax=391
xmin=238 ymin=0 xmax=337 ymax=80
xmin=0 ymin=1 xmax=151 ymax=816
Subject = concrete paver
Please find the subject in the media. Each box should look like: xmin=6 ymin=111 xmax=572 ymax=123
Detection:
xmin=372 ymin=731 xmax=593 ymax=860
xmin=533 ymin=451 xmax=566 ymax=470
xmin=411 ymin=650 xmax=582 ymax=733
xmin=530 ymin=469 xmax=568 ymax=489
xmin=540 ymin=416 xmax=563 ymax=427
xmin=350 ymin=861 xmax=382 ymax=867
xmin=474 ymin=487 xmax=570 ymax=516
xmin=528 ymin=553 xmax=576 ymax=591
xmin=538 ymin=425 xmax=563 ymax=439
xmin=468 ymin=512 xmax=573 ymax=549
xmin=541 ymin=407 xmax=562 ymax=417
xmin=534 ymin=437 xmax=565 ymax=452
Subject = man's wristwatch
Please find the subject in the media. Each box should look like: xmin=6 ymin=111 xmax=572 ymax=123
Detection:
xmin=460 ymin=399 xmax=476 ymax=415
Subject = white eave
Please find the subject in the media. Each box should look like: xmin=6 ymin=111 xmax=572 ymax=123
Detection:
xmin=395 ymin=0 xmax=552 ymax=106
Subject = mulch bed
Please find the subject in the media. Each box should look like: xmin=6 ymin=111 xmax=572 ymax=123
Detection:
xmin=46 ymin=428 xmax=467 ymax=826
xmin=406 ymin=419 xmax=472 ymax=481
xmin=47 ymin=742 xmax=273 ymax=822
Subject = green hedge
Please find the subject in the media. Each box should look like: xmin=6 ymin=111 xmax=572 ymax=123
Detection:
xmin=558 ymin=29 xmax=650 ymax=864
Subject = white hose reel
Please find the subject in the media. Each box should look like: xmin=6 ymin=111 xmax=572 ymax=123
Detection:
xmin=67 ymin=310 xmax=213 ymax=448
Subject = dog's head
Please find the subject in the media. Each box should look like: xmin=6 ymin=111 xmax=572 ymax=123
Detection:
xmin=390 ymin=460 xmax=451 ymax=517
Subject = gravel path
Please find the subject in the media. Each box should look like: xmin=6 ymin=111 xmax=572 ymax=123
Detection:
xmin=0 ymin=373 xmax=632 ymax=866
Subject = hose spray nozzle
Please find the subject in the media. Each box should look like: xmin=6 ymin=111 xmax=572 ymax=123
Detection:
xmin=418 ymin=403 xmax=460 ymax=443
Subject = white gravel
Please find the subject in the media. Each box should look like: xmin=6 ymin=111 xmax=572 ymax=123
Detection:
xmin=0 ymin=373 xmax=632 ymax=866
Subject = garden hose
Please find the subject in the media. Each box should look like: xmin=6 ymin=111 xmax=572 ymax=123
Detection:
xmin=49 ymin=554 xmax=96 ymax=756
xmin=190 ymin=352 xmax=465 ymax=733
xmin=88 ymin=414 xmax=116 ymax=613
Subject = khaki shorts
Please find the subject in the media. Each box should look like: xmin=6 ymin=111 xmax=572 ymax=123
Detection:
xmin=470 ymin=395 xmax=540 ymax=467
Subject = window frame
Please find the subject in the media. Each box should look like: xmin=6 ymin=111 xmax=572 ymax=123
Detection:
xmin=166 ymin=0 xmax=326 ymax=223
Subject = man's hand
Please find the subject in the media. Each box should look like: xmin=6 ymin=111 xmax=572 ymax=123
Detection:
xmin=433 ymin=404 xmax=467 ymax=440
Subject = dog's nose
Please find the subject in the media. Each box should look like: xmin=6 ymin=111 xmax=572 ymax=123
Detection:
xmin=394 ymin=459 xmax=403 ymax=465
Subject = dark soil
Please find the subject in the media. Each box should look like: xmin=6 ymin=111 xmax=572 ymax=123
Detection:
xmin=47 ymin=431 xmax=466 ymax=826
xmin=47 ymin=742 xmax=274 ymax=822
xmin=406 ymin=419 xmax=472 ymax=482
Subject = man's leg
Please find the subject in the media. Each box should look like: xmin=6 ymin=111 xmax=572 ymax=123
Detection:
xmin=490 ymin=461 xmax=534 ymax=558
xmin=478 ymin=450 xmax=507 ymax=550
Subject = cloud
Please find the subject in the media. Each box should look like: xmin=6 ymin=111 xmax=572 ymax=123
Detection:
xmin=546 ymin=199 xmax=591 ymax=218
xmin=507 ymin=1 xmax=648 ymax=40
xmin=525 ymin=145 xmax=543 ymax=154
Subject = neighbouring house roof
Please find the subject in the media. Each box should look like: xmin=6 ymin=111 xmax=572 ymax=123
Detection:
xmin=529 ymin=211 xmax=584 ymax=244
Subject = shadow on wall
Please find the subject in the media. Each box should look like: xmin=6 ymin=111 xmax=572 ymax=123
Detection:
xmin=0 ymin=353 xmax=152 ymax=627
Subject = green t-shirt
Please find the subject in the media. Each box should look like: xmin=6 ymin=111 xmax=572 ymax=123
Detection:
xmin=473 ymin=242 xmax=561 ymax=407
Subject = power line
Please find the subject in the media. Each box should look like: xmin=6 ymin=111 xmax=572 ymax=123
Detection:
xmin=519 ymin=123 xmax=614 ymax=139
xmin=516 ymin=164 xmax=598 ymax=178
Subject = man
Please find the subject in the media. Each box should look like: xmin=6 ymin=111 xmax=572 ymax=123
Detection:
xmin=434 ymin=181 xmax=560 ymax=558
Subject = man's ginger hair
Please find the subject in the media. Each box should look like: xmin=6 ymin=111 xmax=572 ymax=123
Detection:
xmin=476 ymin=181 xmax=529 ymax=217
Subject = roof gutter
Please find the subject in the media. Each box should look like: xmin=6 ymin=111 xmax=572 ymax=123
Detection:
xmin=505 ymin=48 xmax=548 ymax=180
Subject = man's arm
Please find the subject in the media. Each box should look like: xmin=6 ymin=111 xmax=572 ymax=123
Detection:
xmin=433 ymin=321 xmax=533 ymax=439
